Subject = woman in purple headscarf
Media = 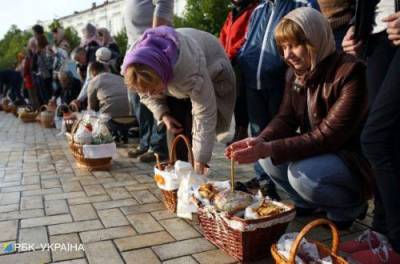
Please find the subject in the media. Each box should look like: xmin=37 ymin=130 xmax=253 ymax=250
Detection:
xmin=122 ymin=26 xmax=236 ymax=174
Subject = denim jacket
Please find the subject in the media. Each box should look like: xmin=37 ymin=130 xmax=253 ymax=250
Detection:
xmin=237 ymin=0 xmax=319 ymax=91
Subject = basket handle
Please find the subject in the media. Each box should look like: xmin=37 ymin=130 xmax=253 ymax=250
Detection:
xmin=287 ymin=219 xmax=340 ymax=264
xmin=69 ymin=103 xmax=79 ymax=113
xmin=25 ymin=105 xmax=35 ymax=112
xmin=70 ymin=118 xmax=83 ymax=144
xmin=169 ymin=134 xmax=194 ymax=167
xmin=39 ymin=105 xmax=48 ymax=112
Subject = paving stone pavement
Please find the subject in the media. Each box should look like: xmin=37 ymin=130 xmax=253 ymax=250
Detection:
xmin=0 ymin=112 xmax=372 ymax=263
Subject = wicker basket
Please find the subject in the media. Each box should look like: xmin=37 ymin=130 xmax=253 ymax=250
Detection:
xmin=198 ymin=202 xmax=295 ymax=262
xmin=19 ymin=106 xmax=38 ymax=123
xmin=66 ymin=119 xmax=112 ymax=171
xmin=271 ymin=219 xmax=348 ymax=264
xmin=10 ymin=104 xmax=18 ymax=117
xmin=154 ymin=134 xmax=194 ymax=213
xmin=39 ymin=105 xmax=55 ymax=128
xmin=64 ymin=103 xmax=79 ymax=133
xmin=2 ymin=98 xmax=11 ymax=113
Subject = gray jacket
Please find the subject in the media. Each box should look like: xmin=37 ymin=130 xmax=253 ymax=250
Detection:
xmin=124 ymin=0 xmax=174 ymax=46
xmin=140 ymin=28 xmax=236 ymax=164
xmin=87 ymin=73 xmax=130 ymax=118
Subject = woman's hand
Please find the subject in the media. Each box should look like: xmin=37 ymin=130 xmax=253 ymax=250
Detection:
xmin=383 ymin=12 xmax=400 ymax=46
xmin=69 ymin=100 xmax=80 ymax=111
xmin=162 ymin=114 xmax=183 ymax=134
xmin=194 ymin=161 xmax=208 ymax=175
xmin=224 ymin=137 xmax=259 ymax=159
xmin=342 ymin=26 xmax=363 ymax=56
xmin=225 ymin=137 xmax=270 ymax=164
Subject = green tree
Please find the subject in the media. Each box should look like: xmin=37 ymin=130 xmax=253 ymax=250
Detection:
xmin=64 ymin=27 xmax=80 ymax=49
xmin=173 ymin=0 xmax=231 ymax=36
xmin=48 ymin=19 xmax=80 ymax=50
xmin=0 ymin=25 xmax=32 ymax=70
xmin=114 ymin=29 xmax=128 ymax=57
xmin=48 ymin=19 xmax=62 ymax=32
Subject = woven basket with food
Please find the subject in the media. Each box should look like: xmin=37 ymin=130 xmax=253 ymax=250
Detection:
xmin=66 ymin=112 xmax=116 ymax=171
xmin=154 ymin=134 xmax=194 ymax=213
xmin=38 ymin=105 xmax=55 ymax=128
xmin=194 ymin=160 xmax=296 ymax=262
xmin=271 ymin=218 xmax=348 ymax=264
xmin=19 ymin=106 xmax=38 ymax=123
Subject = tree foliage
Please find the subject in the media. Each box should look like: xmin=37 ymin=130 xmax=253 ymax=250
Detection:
xmin=64 ymin=27 xmax=80 ymax=49
xmin=49 ymin=19 xmax=80 ymax=50
xmin=0 ymin=25 xmax=32 ymax=70
xmin=173 ymin=0 xmax=231 ymax=36
xmin=114 ymin=29 xmax=128 ymax=57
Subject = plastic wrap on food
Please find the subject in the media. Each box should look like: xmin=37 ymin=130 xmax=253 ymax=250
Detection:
xmin=73 ymin=123 xmax=93 ymax=144
xmin=92 ymin=119 xmax=113 ymax=144
xmin=214 ymin=190 xmax=254 ymax=213
xmin=277 ymin=232 xmax=333 ymax=264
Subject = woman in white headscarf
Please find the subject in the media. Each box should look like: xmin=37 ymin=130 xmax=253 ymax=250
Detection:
xmin=97 ymin=27 xmax=120 ymax=58
xmin=81 ymin=23 xmax=101 ymax=62
xmin=226 ymin=7 xmax=372 ymax=229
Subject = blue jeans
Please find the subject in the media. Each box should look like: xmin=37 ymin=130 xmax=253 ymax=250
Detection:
xmin=247 ymin=87 xmax=284 ymax=184
xmin=259 ymin=154 xmax=366 ymax=222
xmin=128 ymin=91 xmax=167 ymax=155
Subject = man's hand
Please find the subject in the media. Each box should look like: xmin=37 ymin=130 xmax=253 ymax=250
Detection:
xmin=342 ymin=26 xmax=363 ymax=56
xmin=161 ymin=114 xmax=183 ymax=134
xmin=383 ymin=12 xmax=400 ymax=46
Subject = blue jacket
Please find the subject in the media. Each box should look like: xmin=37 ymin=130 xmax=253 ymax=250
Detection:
xmin=238 ymin=0 xmax=319 ymax=91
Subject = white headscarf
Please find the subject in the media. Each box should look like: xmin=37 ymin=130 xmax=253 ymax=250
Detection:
xmin=284 ymin=7 xmax=336 ymax=72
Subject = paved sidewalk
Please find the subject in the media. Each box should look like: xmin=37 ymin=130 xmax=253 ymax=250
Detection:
xmin=0 ymin=112 xmax=372 ymax=264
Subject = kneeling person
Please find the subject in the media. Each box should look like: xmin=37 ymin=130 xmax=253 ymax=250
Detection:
xmin=226 ymin=8 xmax=372 ymax=229
xmin=87 ymin=62 xmax=131 ymax=141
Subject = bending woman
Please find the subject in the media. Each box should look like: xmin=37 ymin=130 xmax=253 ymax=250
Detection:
xmin=226 ymin=7 xmax=372 ymax=229
xmin=122 ymin=26 xmax=236 ymax=174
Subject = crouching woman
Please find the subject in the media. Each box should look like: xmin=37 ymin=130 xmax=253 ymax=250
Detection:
xmin=226 ymin=7 xmax=372 ymax=229
xmin=122 ymin=26 xmax=236 ymax=174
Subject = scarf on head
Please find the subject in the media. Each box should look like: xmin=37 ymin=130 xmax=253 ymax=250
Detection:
xmin=97 ymin=27 xmax=116 ymax=45
xmin=284 ymin=7 xmax=336 ymax=85
xmin=121 ymin=26 xmax=179 ymax=88
xmin=81 ymin=23 xmax=101 ymax=47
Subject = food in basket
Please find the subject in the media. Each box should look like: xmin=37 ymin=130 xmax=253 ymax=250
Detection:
xmin=199 ymin=183 xmax=218 ymax=200
xmin=74 ymin=123 xmax=93 ymax=144
xmin=214 ymin=190 xmax=253 ymax=213
xmin=256 ymin=200 xmax=285 ymax=217
xmin=154 ymin=174 xmax=165 ymax=185
xmin=92 ymin=119 xmax=113 ymax=144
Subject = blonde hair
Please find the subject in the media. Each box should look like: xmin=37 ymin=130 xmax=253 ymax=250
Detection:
xmin=124 ymin=64 xmax=163 ymax=94
xmin=274 ymin=18 xmax=314 ymax=58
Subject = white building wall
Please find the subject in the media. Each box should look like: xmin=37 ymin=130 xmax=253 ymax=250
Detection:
xmin=42 ymin=0 xmax=186 ymax=37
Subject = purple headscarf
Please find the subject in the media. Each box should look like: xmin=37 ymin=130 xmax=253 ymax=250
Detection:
xmin=122 ymin=26 xmax=179 ymax=87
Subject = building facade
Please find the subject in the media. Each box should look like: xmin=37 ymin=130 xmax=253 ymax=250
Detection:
xmin=42 ymin=0 xmax=186 ymax=37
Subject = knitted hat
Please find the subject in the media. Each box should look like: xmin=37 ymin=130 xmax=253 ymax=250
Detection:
xmin=95 ymin=47 xmax=112 ymax=64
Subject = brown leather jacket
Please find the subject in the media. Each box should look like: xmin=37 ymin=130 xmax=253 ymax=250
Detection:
xmin=260 ymin=52 xmax=373 ymax=196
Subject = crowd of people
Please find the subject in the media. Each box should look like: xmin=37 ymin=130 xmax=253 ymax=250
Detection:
xmin=0 ymin=0 xmax=399 ymax=263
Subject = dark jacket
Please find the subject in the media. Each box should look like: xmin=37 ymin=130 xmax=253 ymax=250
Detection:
xmin=237 ymin=0 xmax=319 ymax=91
xmin=54 ymin=77 xmax=81 ymax=104
xmin=259 ymin=52 xmax=373 ymax=196
xmin=85 ymin=40 xmax=100 ymax=64
xmin=353 ymin=0 xmax=400 ymax=41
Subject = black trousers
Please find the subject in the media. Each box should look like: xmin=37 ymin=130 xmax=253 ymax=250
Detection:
xmin=361 ymin=32 xmax=400 ymax=252
xmin=166 ymin=97 xmax=192 ymax=162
